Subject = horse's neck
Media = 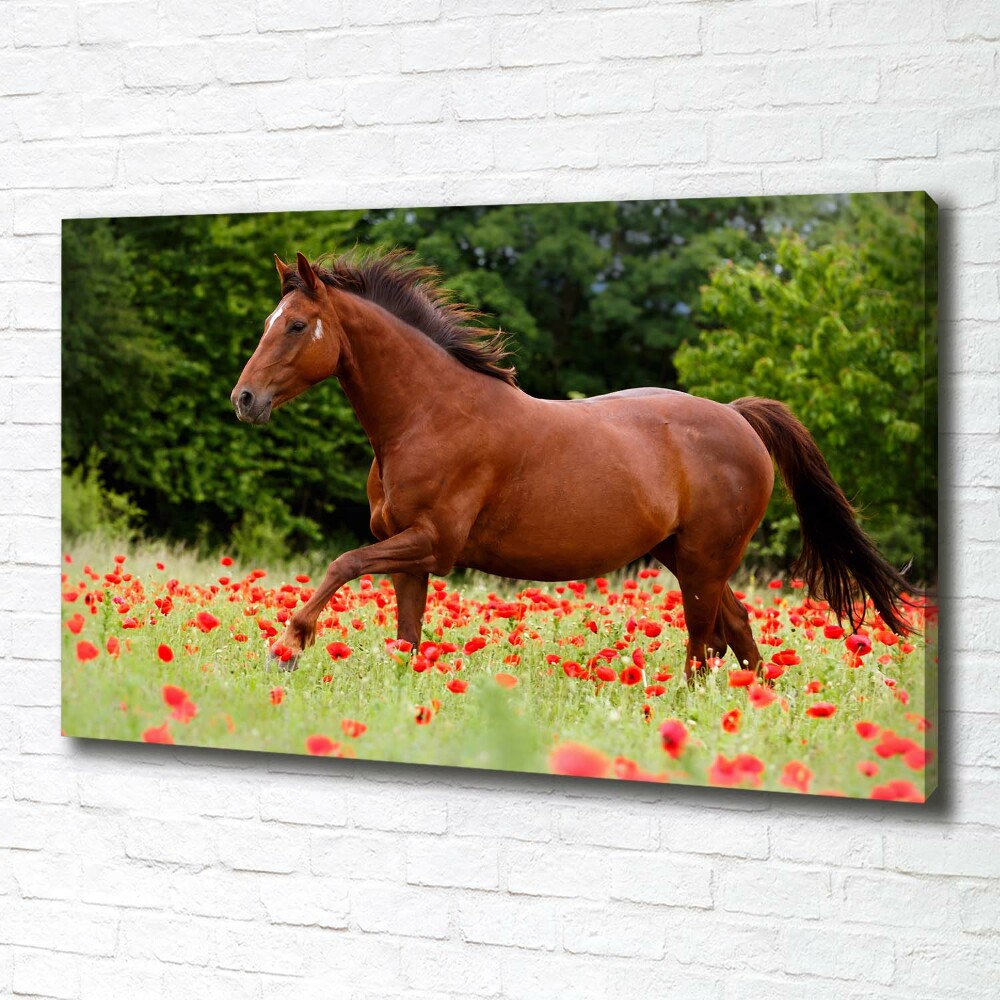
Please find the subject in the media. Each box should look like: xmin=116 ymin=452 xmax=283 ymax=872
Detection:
xmin=333 ymin=292 xmax=474 ymax=458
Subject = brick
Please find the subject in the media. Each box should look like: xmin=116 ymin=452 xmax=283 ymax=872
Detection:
xmin=125 ymin=816 xmax=219 ymax=867
xmin=599 ymin=8 xmax=701 ymax=58
xmin=838 ymin=872 xmax=957 ymax=929
xmin=766 ymin=56 xmax=880 ymax=105
xmin=258 ymin=776 xmax=348 ymax=826
xmin=215 ymin=37 xmax=305 ymax=85
xmin=311 ymin=830 xmax=407 ymax=881
xmin=256 ymin=81 xmax=345 ymax=130
xmin=399 ymin=941 xmax=502 ymax=996
xmin=960 ymin=883 xmax=1000 ymax=934
xmin=406 ymin=836 xmax=499 ymax=889
xmin=346 ymin=76 xmax=446 ymax=126
xmin=401 ymin=23 xmax=491 ymax=72
xmin=350 ymin=881 xmax=449 ymax=938
xmin=557 ymin=803 xmax=657 ymax=850
xmin=13 ymin=949 xmax=79 ymax=999
xmin=216 ymin=820 xmax=309 ymax=874
xmin=79 ymin=959 xmax=164 ymax=1000
xmin=553 ymin=67 xmax=656 ymax=117
xmin=9 ymin=850 xmax=80 ymax=901
xmin=506 ymin=844 xmax=611 ymax=899
xmin=458 ymin=891 xmax=557 ymax=950
xmin=562 ymin=902 xmax=665 ymax=959
xmin=897 ymin=939 xmax=1000 ymax=994
xmin=258 ymin=0 xmax=343 ymax=32
xmin=610 ymin=851 xmax=714 ymax=909
xmin=827 ymin=0 xmax=940 ymax=46
xmin=602 ymin=117 xmax=708 ymax=166
xmin=448 ymin=790 xmax=553 ymax=841
xmin=258 ymin=874 xmax=349 ymax=928
xmin=660 ymin=807 xmax=770 ymax=859
xmin=451 ymin=68 xmax=548 ymax=121
xmin=709 ymin=3 xmax=815 ymax=54
xmin=169 ymin=868 xmax=263 ymax=920
xmin=496 ymin=17 xmax=600 ymax=67
xmin=944 ymin=2 xmax=1000 ymax=40
xmin=78 ymin=2 xmax=160 ymax=45
xmin=721 ymin=864 xmax=830 ymax=919
xmin=886 ymin=828 xmax=1000 ymax=877
xmin=828 ymin=109 xmax=938 ymax=160
xmin=772 ymin=818 xmax=883 ymax=868
xmin=123 ymin=43 xmax=215 ymax=88
xmin=13 ymin=3 xmax=74 ymax=47
xmin=0 ymin=901 xmax=118 ymax=957
xmin=943 ymin=106 xmax=1000 ymax=155
xmin=493 ymin=121 xmax=601 ymax=171
xmin=161 ymin=0 xmax=254 ymax=36
xmin=714 ymin=114 xmax=822 ymax=164
xmin=396 ymin=127 xmax=494 ymax=176
xmin=345 ymin=0 xmax=440 ymax=27
xmin=307 ymin=30 xmax=399 ymax=76
xmin=216 ymin=922 xmax=304 ymax=976
xmin=120 ymin=912 xmax=215 ymax=967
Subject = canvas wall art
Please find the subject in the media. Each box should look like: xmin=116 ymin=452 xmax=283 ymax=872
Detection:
xmin=61 ymin=192 xmax=938 ymax=800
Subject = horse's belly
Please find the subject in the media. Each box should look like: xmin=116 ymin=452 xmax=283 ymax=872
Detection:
xmin=458 ymin=472 xmax=676 ymax=582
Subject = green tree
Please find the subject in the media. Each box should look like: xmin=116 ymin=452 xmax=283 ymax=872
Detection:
xmin=675 ymin=192 xmax=937 ymax=580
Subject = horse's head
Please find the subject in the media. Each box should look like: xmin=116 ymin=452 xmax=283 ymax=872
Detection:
xmin=231 ymin=252 xmax=342 ymax=425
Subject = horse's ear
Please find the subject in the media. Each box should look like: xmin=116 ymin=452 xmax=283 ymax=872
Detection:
xmin=274 ymin=254 xmax=291 ymax=281
xmin=295 ymin=251 xmax=318 ymax=293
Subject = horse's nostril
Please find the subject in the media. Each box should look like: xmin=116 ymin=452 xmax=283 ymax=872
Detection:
xmin=238 ymin=389 xmax=254 ymax=411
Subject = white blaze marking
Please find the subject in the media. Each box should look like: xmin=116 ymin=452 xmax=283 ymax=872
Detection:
xmin=264 ymin=300 xmax=286 ymax=336
xmin=313 ymin=318 xmax=323 ymax=342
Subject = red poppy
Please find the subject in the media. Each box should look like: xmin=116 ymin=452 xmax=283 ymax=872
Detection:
xmin=548 ymin=742 xmax=609 ymax=778
xmin=594 ymin=664 xmax=617 ymax=682
xmin=903 ymin=748 xmax=932 ymax=771
xmin=464 ymin=636 xmax=487 ymax=654
xmin=341 ymin=719 xmax=366 ymax=738
xmin=845 ymin=633 xmax=872 ymax=655
xmin=874 ymin=731 xmax=919 ymax=758
xmin=142 ymin=723 xmax=174 ymax=744
xmin=771 ymin=649 xmax=801 ymax=666
xmin=708 ymin=753 xmax=764 ymax=788
xmin=764 ymin=662 xmax=785 ymax=681
xmin=779 ymin=760 xmax=812 ymax=793
xmin=644 ymin=684 xmax=666 ymax=697
xmin=748 ymin=683 xmax=777 ymax=709
xmin=75 ymin=640 xmax=99 ymax=662
xmin=823 ymin=624 xmax=845 ymax=640
xmin=295 ymin=574 xmax=310 ymax=584
xmin=66 ymin=613 xmax=85 ymax=635
xmin=305 ymin=735 xmax=337 ymax=755
xmin=855 ymin=721 xmax=880 ymax=740
xmin=414 ymin=705 xmax=433 ymax=725
xmin=326 ymin=641 xmax=352 ymax=660
xmin=269 ymin=687 xmax=284 ymax=706
xmin=806 ymin=701 xmax=837 ymax=718
xmin=157 ymin=643 xmax=174 ymax=663
xmin=805 ymin=680 xmax=823 ymax=693
xmin=721 ymin=708 xmax=741 ymax=733
xmin=870 ymin=780 xmax=923 ymax=802
xmin=494 ymin=673 xmax=518 ymax=689
xmin=220 ymin=556 xmax=233 ymax=566
xmin=857 ymin=760 xmax=879 ymax=777
xmin=728 ymin=669 xmax=755 ymax=688
xmin=619 ymin=665 xmax=643 ymax=686
xmin=105 ymin=635 xmax=120 ymax=657
xmin=562 ymin=660 xmax=583 ymax=678
xmin=659 ymin=719 xmax=688 ymax=759
xmin=446 ymin=679 xmax=468 ymax=694
xmin=195 ymin=611 xmax=221 ymax=632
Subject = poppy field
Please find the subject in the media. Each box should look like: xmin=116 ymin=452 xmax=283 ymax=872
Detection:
xmin=61 ymin=544 xmax=937 ymax=801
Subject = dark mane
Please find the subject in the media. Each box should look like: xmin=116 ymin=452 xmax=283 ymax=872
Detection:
xmin=282 ymin=249 xmax=517 ymax=386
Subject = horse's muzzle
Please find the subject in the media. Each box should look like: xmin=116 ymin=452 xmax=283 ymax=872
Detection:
xmin=232 ymin=386 xmax=273 ymax=425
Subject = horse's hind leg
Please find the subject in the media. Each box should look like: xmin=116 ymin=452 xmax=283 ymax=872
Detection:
xmin=651 ymin=538 xmax=731 ymax=681
xmin=716 ymin=586 xmax=762 ymax=672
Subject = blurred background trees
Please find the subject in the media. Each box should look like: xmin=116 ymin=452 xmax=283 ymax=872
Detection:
xmin=62 ymin=192 xmax=937 ymax=580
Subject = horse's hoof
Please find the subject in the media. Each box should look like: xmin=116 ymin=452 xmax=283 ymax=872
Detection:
xmin=268 ymin=650 xmax=301 ymax=672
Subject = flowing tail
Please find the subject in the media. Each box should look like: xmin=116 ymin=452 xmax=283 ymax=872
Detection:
xmin=731 ymin=396 xmax=916 ymax=634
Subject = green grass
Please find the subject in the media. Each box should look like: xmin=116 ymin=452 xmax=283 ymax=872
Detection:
xmin=60 ymin=536 xmax=937 ymax=800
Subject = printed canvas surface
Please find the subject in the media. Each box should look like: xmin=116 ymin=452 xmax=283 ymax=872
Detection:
xmin=61 ymin=193 xmax=938 ymax=800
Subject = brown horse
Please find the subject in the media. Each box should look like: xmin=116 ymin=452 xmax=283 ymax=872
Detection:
xmin=232 ymin=250 xmax=913 ymax=679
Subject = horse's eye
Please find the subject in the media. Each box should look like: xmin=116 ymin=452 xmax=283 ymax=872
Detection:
xmin=289 ymin=320 xmax=307 ymax=333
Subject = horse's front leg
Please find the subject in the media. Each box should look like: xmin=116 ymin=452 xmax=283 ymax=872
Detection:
xmin=392 ymin=572 xmax=429 ymax=648
xmin=273 ymin=525 xmax=443 ymax=669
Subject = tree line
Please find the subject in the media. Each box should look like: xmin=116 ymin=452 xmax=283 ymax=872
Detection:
xmin=62 ymin=192 xmax=937 ymax=579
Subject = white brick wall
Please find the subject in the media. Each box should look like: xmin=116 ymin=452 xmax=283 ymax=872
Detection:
xmin=1 ymin=0 xmax=997 ymax=995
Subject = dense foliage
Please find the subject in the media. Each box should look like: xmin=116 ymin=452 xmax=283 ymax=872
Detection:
xmin=62 ymin=193 xmax=936 ymax=577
